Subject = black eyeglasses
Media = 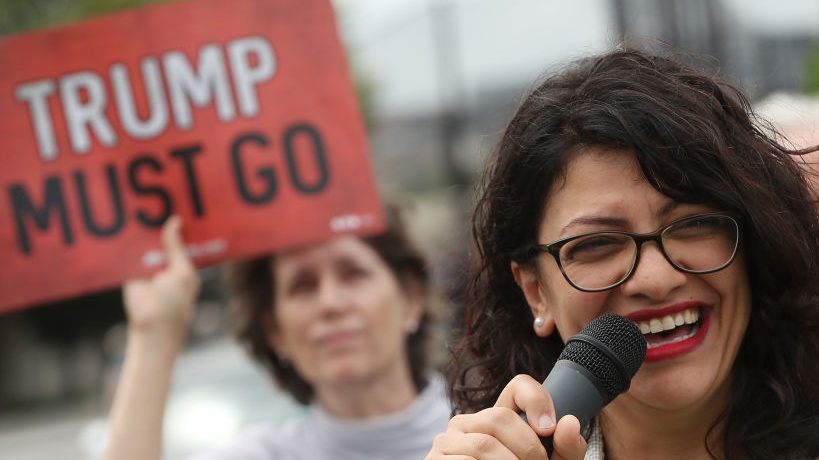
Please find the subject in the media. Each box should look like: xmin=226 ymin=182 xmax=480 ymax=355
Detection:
xmin=528 ymin=212 xmax=741 ymax=292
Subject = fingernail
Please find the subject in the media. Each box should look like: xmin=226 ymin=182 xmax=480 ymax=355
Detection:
xmin=538 ymin=414 xmax=554 ymax=430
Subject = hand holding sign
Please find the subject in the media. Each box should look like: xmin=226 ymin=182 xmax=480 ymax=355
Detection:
xmin=122 ymin=216 xmax=199 ymax=347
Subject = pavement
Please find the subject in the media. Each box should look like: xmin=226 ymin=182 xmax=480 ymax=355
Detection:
xmin=0 ymin=337 xmax=306 ymax=460
xmin=0 ymin=398 xmax=104 ymax=460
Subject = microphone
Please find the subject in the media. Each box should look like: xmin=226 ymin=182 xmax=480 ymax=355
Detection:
xmin=524 ymin=313 xmax=647 ymax=454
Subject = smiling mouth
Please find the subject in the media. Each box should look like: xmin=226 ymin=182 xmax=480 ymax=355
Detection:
xmin=634 ymin=307 xmax=704 ymax=350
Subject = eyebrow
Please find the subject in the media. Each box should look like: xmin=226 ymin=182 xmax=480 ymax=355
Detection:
xmin=558 ymin=200 xmax=682 ymax=237
xmin=559 ymin=216 xmax=627 ymax=237
xmin=658 ymin=200 xmax=682 ymax=217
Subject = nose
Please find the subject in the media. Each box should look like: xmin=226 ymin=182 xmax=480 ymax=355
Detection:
xmin=619 ymin=240 xmax=686 ymax=299
xmin=315 ymin=276 xmax=348 ymax=312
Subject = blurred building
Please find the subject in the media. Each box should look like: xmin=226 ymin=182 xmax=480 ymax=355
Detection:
xmin=359 ymin=0 xmax=819 ymax=193
xmin=614 ymin=0 xmax=819 ymax=98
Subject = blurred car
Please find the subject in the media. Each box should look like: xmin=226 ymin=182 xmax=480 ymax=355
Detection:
xmin=77 ymin=336 xmax=307 ymax=460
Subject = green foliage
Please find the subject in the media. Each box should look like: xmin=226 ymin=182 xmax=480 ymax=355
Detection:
xmin=0 ymin=0 xmax=167 ymax=36
xmin=74 ymin=0 xmax=168 ymax=16
xmin=352 ymin=64 xmax=378 ymax=132
xmin=805 ymin=40 xmax=819 ymax=96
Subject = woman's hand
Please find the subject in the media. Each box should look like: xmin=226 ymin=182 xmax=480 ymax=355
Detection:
xmin=425 ymin=375 xmax=587 ymax=459
xmin=102 ymin=216 xmax=200 ymax=460
xmin=122 ymin=216 xmax=200 ymax=345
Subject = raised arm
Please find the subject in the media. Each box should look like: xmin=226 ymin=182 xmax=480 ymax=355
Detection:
xmin=102 ymin=216 xmax=200 ymax=460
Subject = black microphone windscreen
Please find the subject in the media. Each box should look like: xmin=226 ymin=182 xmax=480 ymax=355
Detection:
xmin=559 ymin=313 xmax=646 ymax=403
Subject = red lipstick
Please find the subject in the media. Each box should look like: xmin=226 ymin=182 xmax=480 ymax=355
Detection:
xmin=627 ymin=303 xmax=710 ymax=362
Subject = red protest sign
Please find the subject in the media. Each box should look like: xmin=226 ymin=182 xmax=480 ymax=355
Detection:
xmin=0 ymin=0 xmax=385 ymax=313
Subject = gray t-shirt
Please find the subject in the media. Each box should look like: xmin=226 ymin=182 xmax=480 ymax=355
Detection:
xmin=188 ymin=373 xmax=451 ymax=460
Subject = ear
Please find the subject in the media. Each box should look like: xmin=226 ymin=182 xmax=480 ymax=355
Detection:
xmin=511 ymin=261 xmax=555 ymax=337
xmin=261 ymin=311 xmax=290 ymax=360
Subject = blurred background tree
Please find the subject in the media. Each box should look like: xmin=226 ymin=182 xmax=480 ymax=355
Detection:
xmin=0 ymin=0 xmax=168 ymax=34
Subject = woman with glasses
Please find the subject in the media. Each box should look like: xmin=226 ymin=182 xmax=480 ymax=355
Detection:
xmin=425 ymin=43 xmax=819 ymax=460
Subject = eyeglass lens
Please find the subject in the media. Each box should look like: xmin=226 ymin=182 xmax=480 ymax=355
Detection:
xmin=558 ymin=214 xmax=738 ymax=291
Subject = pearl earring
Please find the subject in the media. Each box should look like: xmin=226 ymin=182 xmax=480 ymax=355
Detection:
xmin=405 ymin=321 xmax=419 ymax=333
xmin=276 ymin=353 xmax=291 ymax=366
xmin=534 ymin=317 xmax=545 ymax=328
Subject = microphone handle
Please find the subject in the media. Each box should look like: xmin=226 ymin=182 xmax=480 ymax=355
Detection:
xmin=544 ymin=359 xmax=607 ymax=423
xmin=521 ymin=360 xmax=607 ymax=455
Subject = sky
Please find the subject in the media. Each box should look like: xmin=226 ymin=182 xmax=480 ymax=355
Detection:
xmin=329 ymin=0 xmax=616 ymax=116
xmin=721 ymin=0 xmax=819 ymax=35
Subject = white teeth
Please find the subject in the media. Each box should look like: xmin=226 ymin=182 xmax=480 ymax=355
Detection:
xmin=645 ymin=328 xmax=698 ymax=349
xmin=674 ymin=313 xmax=684 ymax=326
xmin=635 ymin=308 xmax=701 ymax=335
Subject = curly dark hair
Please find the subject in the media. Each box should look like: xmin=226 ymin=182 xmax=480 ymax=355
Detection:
xmin=447 ymin=43 xmax=819 ymax=459
xmin=227 ymin=200 xmax=442 ymax=405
